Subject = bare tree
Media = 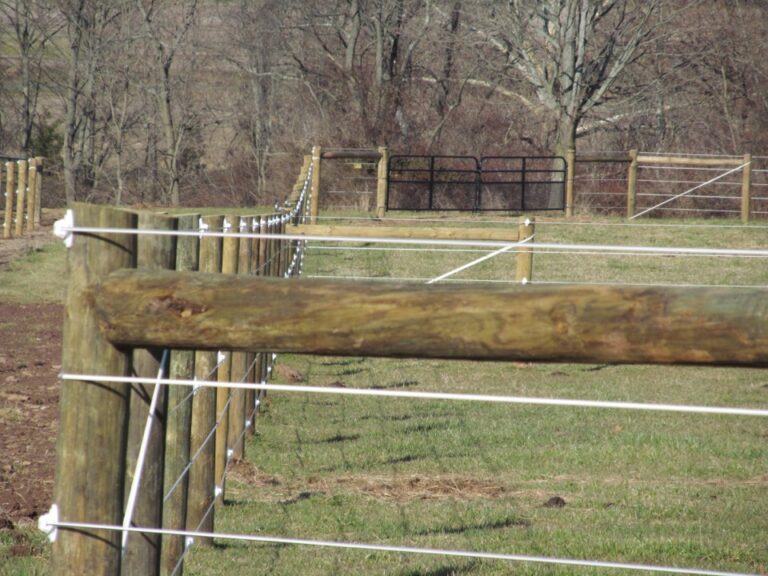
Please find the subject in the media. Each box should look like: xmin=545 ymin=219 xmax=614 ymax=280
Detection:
xmin=288 ymin=0 xmax=432 ymax=145
xmin=463 ymin=0 xmax=659 ymax=155
xmin=135 ymin=0 xmax=198 ymax=206
xmin=0 ymin=0 xmax=62 ymax=154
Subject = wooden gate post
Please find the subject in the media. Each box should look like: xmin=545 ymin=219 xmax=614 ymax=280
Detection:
xmin=515 ymin=218 xmax=535 ymax=284
xmin=160 ymin=214 xmax=200 ymax=576
xmin=627 ymin=149 xmax=638 ymax=219
xmin=122 ymin=213 xmax=177 ymax=576
xmin=2 ymin=162 xmax=12 ymax=239
xmin=565 ymin=148 xmax=575 ymax=218
xmin=741 ymin=153 xmax=752 ymax=224
xmin=376 ymin=146 xmax=388 ymax=218
xmin=53 ymin=203 xmax=137 ymax=575
xmin=310 ymin=146 xmax=321 ymax=224
xmin=186 ymin=215 xmax=223 ymax=546
xmin=14 ymin=160 xmax=27 ymax=236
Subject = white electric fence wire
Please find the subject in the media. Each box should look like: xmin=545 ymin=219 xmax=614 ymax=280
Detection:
xmin=630 ymin=162 xmax=750 ymax=219
xmin=59 ymin=374 xmax=768 ymax=418
xmin=121 ymin=349 xmax=169 ymax=552
xmin=163 ymin=353 xmax=262 ymax=506
xmin=304 ymin=275 xmax=766 ymax=289
xmin=638 ymin=193 xmax=739 ymax=200
xmin=534 ymin=220 xmax=768 ymax=229
xmin=54 ymin=223 xmax=768 ymax=258
xmin=638 ymin=165 xmax=745 ymax=172
xmin=426 ymin=235 xmax=532 ymax=284
xmin=46 ymin=522 xmax=760 ymax=576
xmin=309 ymin=245 xmax=768 ymax=260
xmin=310 ymin=246 xmax=495 ymax=254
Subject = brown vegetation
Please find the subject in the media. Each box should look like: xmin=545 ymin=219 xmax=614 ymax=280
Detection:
xmin=1 ymin=1 xmax=767 ymax=207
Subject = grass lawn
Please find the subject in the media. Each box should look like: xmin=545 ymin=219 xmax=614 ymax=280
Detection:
xmin=183 ymin=214 xmax=768 ymax=575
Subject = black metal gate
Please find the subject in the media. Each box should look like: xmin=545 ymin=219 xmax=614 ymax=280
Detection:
xmin=387 ymin=155 xmax=566 ymax=212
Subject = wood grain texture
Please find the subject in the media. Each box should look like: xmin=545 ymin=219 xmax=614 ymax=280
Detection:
xmin=161 ymin=214 xmax=199 ymax=576
xmin=53 ymin=203 xmax=137 ymax=575
xmin=123 ymin=212 xmax=176 ymax=576
xmin=95 ymin=272 xmax=768 ymax=366
xmin=186 ymin=216 xmax=222 ymax=546
xmin=287 ymin=224 xmax=520 ymax=242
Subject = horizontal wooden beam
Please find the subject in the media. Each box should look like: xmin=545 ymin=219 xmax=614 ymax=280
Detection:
xmin=286 ymin=224 xmax=520 ymax=242
xmin=636 ymin=155 xmax=744 ymax=167
xmin=320 ymin=150 xmax=381 ymax=160
xmin=94 ymin=271 xmax=768 ymax=367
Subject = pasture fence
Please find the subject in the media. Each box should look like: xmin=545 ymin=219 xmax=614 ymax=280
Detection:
xmin=41 ymin=150 xmax=768 ymax=576
xmin=2 ymin=156 xmax=44 ymax=238
xmin=573 ymin=151 xmax=759 ymax=221
xmin=308 ymin=146 xmax=761 ymax=221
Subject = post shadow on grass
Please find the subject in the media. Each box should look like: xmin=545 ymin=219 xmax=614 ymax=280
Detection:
xmin=413 ymin=516 xmax=531 ymax=537
xmin=397 ymin=560 xmax=481 ymax=576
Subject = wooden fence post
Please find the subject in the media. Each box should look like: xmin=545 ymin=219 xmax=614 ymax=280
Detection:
xmin=186 ymin=215 xmax=223 ymax=546
xmin=15 ymin=160 xmax=26 ymax=236
xmin=53 ymin=204 xmax=137 ymax=575
xmin=2 ymin=162 xmax=12 ymax=239
xmin=376 ymin=146 xmax=388 ymax=218
xmin=741 ymin=153 xmax=752 ymax=224
xmin=27 ymin=161 xmax=38 ymax=232
xmin=255 ymin=215 xmax=270 ymax=412
xmin=123 ymin=213 xmax=177 ymax=576
xmin=215 ymin=215 xmax=239 ymax=505
xmin=626 ymin=149 xmax=638 ymax=219
xmin=565 ymin=148 xmax=575 ymax=217
xmin=160 ymin=214 xmax=200 ymax=576
xmin=34 ymin=157 xmax=43 ymax=226
xmin=228 ymin=216 xmax=252 ymax=461
xmin=515 ymin=218 xmax=535 ymax=284
xmin=310 ymin=146 xmax=321 ymax=224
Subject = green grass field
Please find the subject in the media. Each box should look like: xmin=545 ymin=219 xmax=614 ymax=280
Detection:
xmin=184 ymin=214 xmax=768 ymax=575
xmin=2 ymin=213 xmax=766 ymax=575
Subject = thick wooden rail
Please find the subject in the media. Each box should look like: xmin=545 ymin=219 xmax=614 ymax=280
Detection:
xmin=94 ymin=272 xmax=768 ymax=366
xmin=286 ymin=224 xmax=521 ymax=242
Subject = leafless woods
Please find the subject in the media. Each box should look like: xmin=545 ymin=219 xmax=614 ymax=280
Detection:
xmin=0 ymin=0 xmax=765 ymax=206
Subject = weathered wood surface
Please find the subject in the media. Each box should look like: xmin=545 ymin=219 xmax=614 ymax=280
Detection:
xmin=54 ymin=203 xmax=137 ymax=575
xmin=287 ymin=224 xmax=521 ymax=242
xmin=627 ymin=149 xmax=638 ymax=219
xmin=95 ymin=273 xmax=768 ymax=366
xmin=376 ymin=146 xmax=388 ymax=218
xmin=228 ymin=216 xmax=252 ymax=461
xmin=742 ymin=153 xmax=752 ymax=223
xmin=214 ymin=214 xmax=239 ymax=503
xmin=186 ymin=216 xmax=222 ymax=546
xmin=161 ymin=214 xmax=198 ymax=576
xmin=515 ymin=219 xmax=534 ymax=283
xmin=14 ymin=159 xmax=26 ymax=236
xmin=637 ymin=155 xmax=744 ymax=167
xmin=310 ymin=146 xmax=321 ymax=224
xmin=123 ymin=213 xmax=176 ymax=576
xmin=2 ymin=162 xmax=13 ymax=239
xmin=26 ymin=163 xmax=37 ymax=232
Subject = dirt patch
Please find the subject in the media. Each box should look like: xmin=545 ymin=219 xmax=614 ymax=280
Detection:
xmin=0 ymin=215 xmax=64 ymax=529
xmin=227 ymin=461 xmax=506 ymax=503
xmin=0 ymin=302 xmax=62 ymax=525
xmin=321 ymin=474 xmax=506 ymax=502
